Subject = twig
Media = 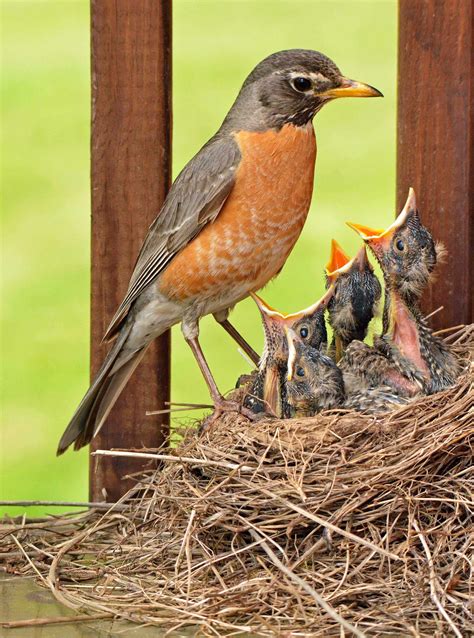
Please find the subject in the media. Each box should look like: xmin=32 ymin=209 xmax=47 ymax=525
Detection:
xmin=147 ymin=402 xmax=213 ymax=415
xmin=166 ymin=401 xmax=213 ymax=408
xmin=2 ymin=612 xmax=113 ymax=629
xmin=9 ymin=535 xmax=49 ymax=587
xmin=0 ymin=500 xmax=125 ymax=511
xmin=92 ymin=449 xmax=254 ymax=472
xmin=249 ymin=529 xmax=366 ymax=638
xmin=425 ymin=306 xmax=444 ymax=320
xmin=237 ymin=347 xmax=256 ymax=367
xmin=247 ymin=483 xmax=400 ymax=561
xmin=146 ymin=407 xmax=206 ymax=415
xmin=412 ymin=518 xmax=462 ymax=638
xmin=433 ymin=324 xmax=465 ymax=336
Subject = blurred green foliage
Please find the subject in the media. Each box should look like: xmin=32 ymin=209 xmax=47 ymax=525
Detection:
xmin=1 ymin=1 xmax=396 ymax=516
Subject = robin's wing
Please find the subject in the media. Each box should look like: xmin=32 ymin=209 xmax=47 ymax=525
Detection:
xmin=104 ymin=136 xmax=241 ymax=340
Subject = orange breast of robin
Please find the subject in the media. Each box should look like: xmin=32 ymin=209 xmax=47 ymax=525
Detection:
xmin=159 ymin=123 xmax=316 ymax=302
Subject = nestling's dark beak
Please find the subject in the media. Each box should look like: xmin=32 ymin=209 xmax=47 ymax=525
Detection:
xmin=320 ymin=77 xmax=383 ymax=99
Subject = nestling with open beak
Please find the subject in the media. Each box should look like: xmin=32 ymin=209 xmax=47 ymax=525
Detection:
xmin=325 ymin=240 xmax=381 ymax=362
xmin=244 ymin=289 xmax=334 ymax=417
xmin=346 ymin=188 xmax=460 ymax=396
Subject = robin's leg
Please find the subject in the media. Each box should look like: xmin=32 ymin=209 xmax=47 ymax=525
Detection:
xmin=185 ymin=334 xmax=258 ymax=422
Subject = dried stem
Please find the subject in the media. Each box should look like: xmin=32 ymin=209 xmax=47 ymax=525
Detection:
xmin=2 ymin=613 xmax=113 ymax=629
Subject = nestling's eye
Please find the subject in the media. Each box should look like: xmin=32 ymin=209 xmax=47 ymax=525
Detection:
xmin=395 ymin=239 xmax=405 ymax=252
xmin=292 ymin=77 xmax=312 ymax=93
xmin=296 ymin=367 xmax=305 ymax=377
xmin=299 ymin=326 xmax=309 ymax=339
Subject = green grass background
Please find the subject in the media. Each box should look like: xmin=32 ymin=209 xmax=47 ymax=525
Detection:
xmin=1 ymin=0 xmax=397 ymax=516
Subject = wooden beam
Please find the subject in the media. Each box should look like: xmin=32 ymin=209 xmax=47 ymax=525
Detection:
xmin=397 ymin=0 xmax=473 ymax=330
xmin=90 ymin=0 xmax=172 ymax=501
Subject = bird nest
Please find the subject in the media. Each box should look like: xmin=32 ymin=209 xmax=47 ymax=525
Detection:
xmin=2 ymin=325 xmax=473 ymax=637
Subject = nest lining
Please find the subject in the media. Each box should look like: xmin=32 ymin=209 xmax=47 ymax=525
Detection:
xmin=1 ymin=325 xmax=473 ymax=637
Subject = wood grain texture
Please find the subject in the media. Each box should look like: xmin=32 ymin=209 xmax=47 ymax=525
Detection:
xmin=397 ymin=0 xmax=473 ymax=330
xmin=90 ymin=0 xmax=172 ymax=501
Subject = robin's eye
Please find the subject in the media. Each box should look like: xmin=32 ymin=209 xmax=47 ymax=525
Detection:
xmin=292 ymin=77 xmax=312 ymax=93
xmin=299 ymin=326 xmax=309 ymax=339
xmin=395 ymin=239 xmax=405 ymax=252
xmin=296 ymin=367 xmax=305 ymax=377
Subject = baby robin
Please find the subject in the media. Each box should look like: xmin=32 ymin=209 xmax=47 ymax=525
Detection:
xmin=285 ymin=329 xmax=345 ymax=416
xmin=346 ymin=188 xmax=460 ymax=396
xmin=244 ymin=289 xmax=334 ymax=417
xmin=285 ymin=328 xmax=408 ymax=417
xmin=325 ymin=240 xmax=381 ymax=362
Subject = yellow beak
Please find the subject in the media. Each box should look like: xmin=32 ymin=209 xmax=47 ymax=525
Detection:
xmin=325 ymin=239 xmax=350 ymax=276
xmin=346 ymin=221 xmax=386 ymax=241
xmin=250 ymin=288 xmax=334 ymax=329
xmin=347 ymin=188 xmax=417 ymax=245
xmin=320 ymin=78 xmax=383 ymax=99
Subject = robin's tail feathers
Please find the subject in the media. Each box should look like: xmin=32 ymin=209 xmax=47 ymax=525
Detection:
xmin=57 ymin=325 xmax=145 ymax=455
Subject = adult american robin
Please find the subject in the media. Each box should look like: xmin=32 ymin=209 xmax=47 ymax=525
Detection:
xmin=58 ymin=49 xmax=381 ymax=453
xmin=325 ymin=240 xmax=381 ymax=361
xmin=346 ymin=188 xmax=460 ymax=396
xmin=244 ymin=288 xmax=334 ymax=417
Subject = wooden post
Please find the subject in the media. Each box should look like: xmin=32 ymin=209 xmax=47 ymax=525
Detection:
xmin=397 ymin=0 xmax=473 ymax=330
xmin=90 ymin=1 xmax=172 ymax=501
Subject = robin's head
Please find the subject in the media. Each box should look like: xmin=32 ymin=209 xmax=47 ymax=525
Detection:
xmin=226 ymin=49 xmax=382 ymax=130
xmin=347 ymin=189 xmax=438 ymax=300
xmin=325 ymin=240 xmax=381 ymax=348
xmin=285 ymin=330 xmax=345 ymax=414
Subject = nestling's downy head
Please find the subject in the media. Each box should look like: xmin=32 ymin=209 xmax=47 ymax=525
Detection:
xmin=325 ymin=240 xmax=381 ymax=349
xmin=347 ymin=188 xmax=439 ymax=300
xmin=285 ymin=329 xmax=345 ymax=415
xmin=250 ymin=288 xmax=334 ymax=368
